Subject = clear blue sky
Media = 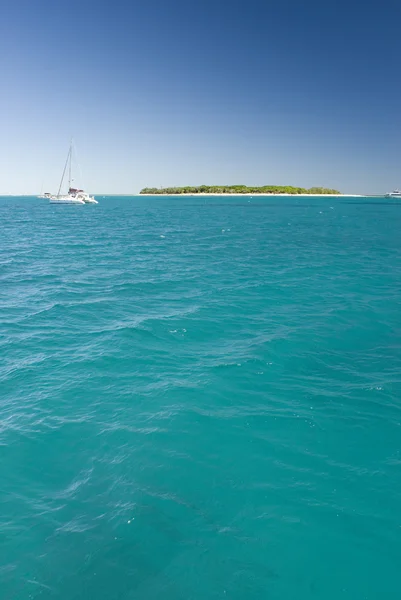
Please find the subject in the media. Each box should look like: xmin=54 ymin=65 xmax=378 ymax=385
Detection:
xmin=1 ymin=0 xmax=401 ymax=194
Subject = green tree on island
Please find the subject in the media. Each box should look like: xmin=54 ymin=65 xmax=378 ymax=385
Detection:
xmin=140 ymin=185 xmax=341 ymax=195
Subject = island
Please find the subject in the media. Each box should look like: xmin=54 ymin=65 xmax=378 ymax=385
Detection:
xmin=140 ymin=185 xmax=341 ymax=195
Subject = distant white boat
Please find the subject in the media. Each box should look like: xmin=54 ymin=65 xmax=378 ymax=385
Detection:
xmin=385 ymin=189 xmax=401 ymax=198
xmin=48 ymin=141 xmax=98 ymax=205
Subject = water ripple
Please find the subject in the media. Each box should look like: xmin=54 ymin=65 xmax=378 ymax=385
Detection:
xmin=1 ymin=196 xmax=401 ymax=599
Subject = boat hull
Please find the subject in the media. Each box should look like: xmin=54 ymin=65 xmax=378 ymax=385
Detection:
xmin=49 ymin=197 xmax=85 ymax=204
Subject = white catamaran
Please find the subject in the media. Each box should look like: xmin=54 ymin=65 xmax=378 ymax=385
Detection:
xmin=49 ymin=142 xmax=98 ymax=204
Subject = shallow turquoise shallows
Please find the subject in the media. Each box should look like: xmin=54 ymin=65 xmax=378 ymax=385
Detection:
xmin=1 ymin=195 xmax=400 ymax=599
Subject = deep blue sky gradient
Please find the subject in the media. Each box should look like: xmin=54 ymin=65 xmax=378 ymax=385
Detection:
xmin=1 ymin=0 xmax=401 ymax=193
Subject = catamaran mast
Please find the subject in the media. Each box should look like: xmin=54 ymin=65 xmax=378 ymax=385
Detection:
xmin=56 ymin=140 xmax=73 ymax=197
xmin=68 ymin=141 xmax=72 ymax=190
xmin=57 ymin=143 xmax=72 ymax=197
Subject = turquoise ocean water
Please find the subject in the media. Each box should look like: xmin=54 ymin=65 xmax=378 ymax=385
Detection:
xmin=1 ymin=195 xmax=400 ymax=599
